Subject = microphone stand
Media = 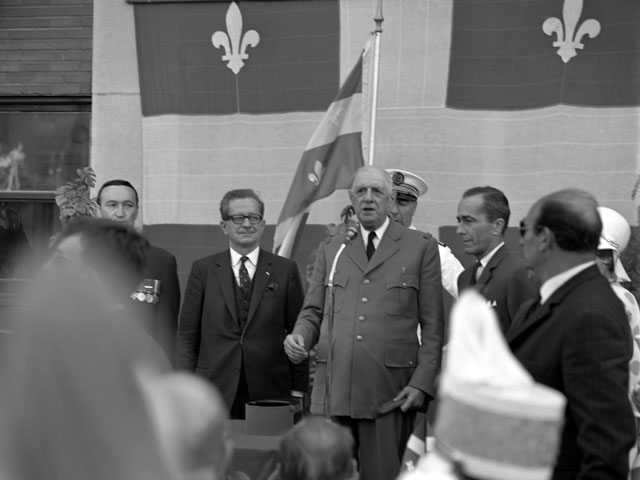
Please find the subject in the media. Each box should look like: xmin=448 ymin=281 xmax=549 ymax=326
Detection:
xmin=324 ymin=224 xmax=357 ymax=416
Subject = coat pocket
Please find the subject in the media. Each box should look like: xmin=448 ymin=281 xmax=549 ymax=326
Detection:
xmin=384 ymin=274 xmax=419 ymax=317
xmin=325 ymin=274 xmax=349 ymax=313
xmin=385 ymin=342 xmax=419 ymax=368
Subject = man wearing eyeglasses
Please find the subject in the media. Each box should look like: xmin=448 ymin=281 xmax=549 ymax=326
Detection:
xmin=456 ymin=186 xmax=537 ymax=334
xmin=177 ymin=189 xmax=307 ymax=419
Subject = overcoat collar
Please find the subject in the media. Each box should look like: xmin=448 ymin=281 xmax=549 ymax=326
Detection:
xmin=507 ymin=265 xmax=601 ymax=343
xmin=344 ymin=220 xmax=402 ymax=274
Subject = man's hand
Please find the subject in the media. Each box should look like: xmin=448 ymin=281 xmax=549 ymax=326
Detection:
xmin=284 ymin=333 xmax=308 ymax=364
xmin=394 ymin=385 xmax=427 ymax=412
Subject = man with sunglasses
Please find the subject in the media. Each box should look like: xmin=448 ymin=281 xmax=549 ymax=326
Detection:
xmin=177 ymin=189 xmax=307 ymax=419
xmin=508 ymin=190 xmax=635 ymax=479
xmin=456 ymin=186 xmax=537 ymax=334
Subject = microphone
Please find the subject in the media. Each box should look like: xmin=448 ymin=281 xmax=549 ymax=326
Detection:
xmin=344 ymin=220 xmax=359 ymax=245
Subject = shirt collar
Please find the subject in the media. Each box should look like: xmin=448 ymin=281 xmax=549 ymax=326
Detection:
xmin=540 ymin=261 xmax=595 ymax=304
xmin=230 ymin=246 xmax=260 ymax=267
xmin=478 ymin=242 xmax=504 ymax=268
xmin=360 ymin=216 xmax=390 ymax=246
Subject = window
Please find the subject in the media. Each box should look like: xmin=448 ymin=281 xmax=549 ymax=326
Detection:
xmin=0 ymin=96 xmax=90 ymax=278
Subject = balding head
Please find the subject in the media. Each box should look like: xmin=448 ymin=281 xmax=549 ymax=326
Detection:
xmin=521 ymin=189 xmax=601 ymax=281
xmin=533 ymin=189 xmax=601 ymax=253
xmin=137 ymin=369 xmax=231 ymax=480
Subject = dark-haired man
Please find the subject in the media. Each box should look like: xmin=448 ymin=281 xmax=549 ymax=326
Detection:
xmin=509 ymin=189 xmax=635 ymax=479
xmin=456 ymin=186 xmax=537 ymax=334
xmin=97 ymin=179 xmax=180 ymax=364
xmin=177 ymin=189 xmax=307 ymax=419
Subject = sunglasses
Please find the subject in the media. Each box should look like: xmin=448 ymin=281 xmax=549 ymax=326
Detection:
xmin=519 ymin=220 xmax=542 ymax=238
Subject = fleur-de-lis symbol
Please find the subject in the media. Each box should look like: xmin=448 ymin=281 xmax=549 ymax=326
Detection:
xmin=542 ymin=0 xmax=600 ymax=63
xmin=211 ymin=2 xmax=260 ymax=75
xmin=307 ymin=161 xmax=324 ymax=187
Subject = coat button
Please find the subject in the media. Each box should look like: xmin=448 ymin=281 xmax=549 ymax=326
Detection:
xmin=356 ymin=335 xmax=363 ymax=341
xmin=358 ymin=315 xmax=365 ymax=321
xmin=362 ymin=297 xmax=368 ymax=303
xmin=363 ymin=279 xmax=370 ymax=284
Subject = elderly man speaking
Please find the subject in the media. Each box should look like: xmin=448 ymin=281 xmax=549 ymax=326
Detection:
xmin=285 ymin=165 xmax=444 ymax=480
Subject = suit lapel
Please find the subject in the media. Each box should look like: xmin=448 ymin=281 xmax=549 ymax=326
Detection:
xmin=476 ymin=244 xmax=507 ymax=291
xmin=345 ymin=235 xmax=369 ymax=273
xmin=214 ymin=252 xmax=238 ymax=323
xmin=246 ymin=250 xmax=271 ymax=328
xmin=507 ymin=265 xmax=599 ymax=343
xmin=506 ymin=296 xmax=548 ymax=343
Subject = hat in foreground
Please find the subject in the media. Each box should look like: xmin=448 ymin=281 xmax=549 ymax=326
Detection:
xmin=402 ymin=290 xmax=566 ymax=480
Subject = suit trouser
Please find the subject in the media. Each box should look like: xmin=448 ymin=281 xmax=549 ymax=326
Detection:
xmin=334 ymin=409 xmax=416 ymax=480
xmin=230 ymin=358 xmax=250 ymax=419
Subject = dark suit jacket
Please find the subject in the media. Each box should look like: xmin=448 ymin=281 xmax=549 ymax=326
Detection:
xmin=176 ymin=249 xmax=308 ymax=409
xmin=457 ymin=244 xmax=537 ymax=334
xmin=128 ymin=245 xmax=180 ymax=365
xmin=507 ymin=265 xmax=635 ymax=480
xmin=293 ymin=220 xmax=444 ymax=419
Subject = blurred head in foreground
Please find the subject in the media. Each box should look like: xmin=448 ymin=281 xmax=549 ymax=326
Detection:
xmin=46 ymin=216 xmax=149 ymax=300
xmin=137 ymin=368 xmax=233 ymax=480
xmin=277 ymin=416 xmax=357 ymax=480
xmin=0 ymin=266 xmax=172 ymax=480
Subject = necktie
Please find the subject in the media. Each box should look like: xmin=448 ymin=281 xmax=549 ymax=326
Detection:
xmin=239 ymin=256 xmax=251 ymax=297
xmin=366 ymin=231 xmax=376 ymax=260
xmin=470 ymin=261 xmax=481 ymax=285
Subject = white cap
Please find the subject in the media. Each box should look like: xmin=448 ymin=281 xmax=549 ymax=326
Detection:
xmin=386 ymin=169 xmax=428 ymax=200
xmin=597 ymin=207 xmax=631 ymax=282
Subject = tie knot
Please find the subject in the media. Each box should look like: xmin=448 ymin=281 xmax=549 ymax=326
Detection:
xmin=368 ymin=231 xmax=376 ymax=241
xmin=241 ymin=256 xmax=249 ymax=265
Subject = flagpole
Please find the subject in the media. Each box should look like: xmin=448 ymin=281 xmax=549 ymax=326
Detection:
xmin=367 ymin=0 xmax=383 ymax=166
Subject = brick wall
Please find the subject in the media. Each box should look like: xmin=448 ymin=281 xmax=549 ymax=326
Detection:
xmin=0 ymin=0 xmax=93 ymax=96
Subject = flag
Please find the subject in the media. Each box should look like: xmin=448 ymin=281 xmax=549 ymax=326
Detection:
xmin=132 ymin=0 xmax=339 ymax=116
xmin=447 ymin=0 xmax=640 ymax=109
xmin=273 ymin=37 xmax=373 ymax=257
xmin=362 ymin=0 xmax=640 ymax=234
xmin=129 ymin=0 xmax=346 ymax=226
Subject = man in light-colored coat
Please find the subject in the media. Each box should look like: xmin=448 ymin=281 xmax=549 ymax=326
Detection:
xmin=285 ymin=166 xmax=444 ymax=480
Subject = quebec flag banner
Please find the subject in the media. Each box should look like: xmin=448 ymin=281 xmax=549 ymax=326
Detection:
xmin=446 ymin=0 xmax=640 ymax=109
xmin=130 ymin=0 xmax=342 ymax=225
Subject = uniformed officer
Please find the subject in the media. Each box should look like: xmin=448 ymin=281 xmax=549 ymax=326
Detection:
xmin=387 ymin=168 xmax=464 ymax=299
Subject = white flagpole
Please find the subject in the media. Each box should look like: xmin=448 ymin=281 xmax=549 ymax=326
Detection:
xmin=368 ymin=0 xmax=383 ymax=166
